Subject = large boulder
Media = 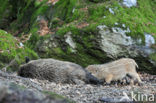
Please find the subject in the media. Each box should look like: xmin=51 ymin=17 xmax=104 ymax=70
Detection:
xmin=96 ymin=25 xmax=155 ymax=57
xmin=35 ymin=25 xmax=156 ymax=74
xmin=0 ymin=70 xmax=74 ymax=103
xmin=96 ymin=25 xmax=135 ymax=58
xmin=97 ymin=26 xmax=156 ymax=74
xmin=18 ymin=59 xmax=102 ymax=84
xmin=0 ymin=82 xmax=71 ymax=103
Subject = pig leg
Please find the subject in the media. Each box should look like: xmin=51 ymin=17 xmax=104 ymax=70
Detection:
xmin=105 ymin=74 xmax=113 ymax=84
xmin=128 ymin=72 xmax=142 ymax=84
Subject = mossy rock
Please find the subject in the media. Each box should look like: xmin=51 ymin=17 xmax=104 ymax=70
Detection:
xmin=22 ymin=0 xmax=155 ymax=74
xmin=0 ymin=30 xmax=39 ymax=71
xmin=35 ymin=26 xmax=156 ymax=74
xmin=1 ymin=0 xmax=156 ymax=40
xmin=52 ymin=0 xmax=156 ymax=41
xmin=0 ymin=30 xmax=18 ymax=63
xmin=0 ymin=0 xmax=156 ymax=74
xmin=0 ymin=82 xmax=73 ymax=103
xmin=149 ymin=53 xmax=156 ymax=63
xmin=35 ymin=28 xmax=111 ymax=67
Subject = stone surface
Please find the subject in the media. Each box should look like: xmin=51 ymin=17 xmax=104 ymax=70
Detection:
xmin=97 ymin=25 xmax=134 ymax=58
xmin=108 ymin=8 xmax=115 ymax=14
xmin=36 ymin=25 xmax=156 ymax=74
xmin=144 ymin=33 xmax=155 ymax=47
xmin=0 ymin=70 xmax=156 ymax=103
xmin=123 ymin=0 xmax=137 ymax=8
xmin=0 ymin=70 xmax=74 ymax=103
xmin=64 ymin=32 xmax=76 ymax=52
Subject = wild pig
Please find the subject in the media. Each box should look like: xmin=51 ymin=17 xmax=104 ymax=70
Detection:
xmin=86 ymin=58 xmax=142 ymax=84
xmin=18 ymin=59 xmax=102 ymax=84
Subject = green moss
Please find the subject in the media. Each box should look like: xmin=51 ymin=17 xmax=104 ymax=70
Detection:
xmin=57 ymin=25 xmax=80 ymax=36
xmin=0 ymin=30 xmax=17 ymax=63
xmin=8 ymin=0 xmax=36 ymax=32
xmin=0 ymin=0 xmax=9 ymax=20
xmin=87 ymin=0 xmax=155 ymax=38
xmin=71 ymin=8 xmax=86 ymax=21
xmin=149 ymin=53 xmax=156 ymax=62
xmin=35 ymin=0 xmax=155 ymax=70
xmin=50 ymin=18 xmax=63 ymax=28
xmin=38 ymin=27 xmax=111 ymax=67
xmin=26 ymin=28 xmax=40 ymax=49
xmin=16 ymin=47 xmax=39 ymax=64
xmin=6 ymin=47 xmax=39 ymax=71
xmin=1 ymin=0 xmax=155 ymax=73
xmin=0 ymin=30 xmax=39 ymax=71
xmin=3 ymin=0 xmax=49 ymax=34
xmin=0 ymin=61 xmax=5 ymax=69
xmin=54 ymin=0 xmax=78 ymax=22
xmin=43 ymin=91 xmax=75 ymax=103
xmin=30 ymin=0 xmax=49 ymax=23
xmin=55 ymin=0 xmax=156 ymax=42
xmin=5 ymin=47 xmax=39 ymax=72
xmin=53 ymin=47 xmax=64 ymax=54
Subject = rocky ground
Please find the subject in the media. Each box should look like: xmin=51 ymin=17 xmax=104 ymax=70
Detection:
xmin=0 ymin=70 xmax=155 ymax=103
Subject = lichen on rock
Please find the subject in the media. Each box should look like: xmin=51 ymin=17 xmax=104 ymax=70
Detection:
xmin=64 ymin=32 xmax=77 ymax=52
xmin=97 ymin=25 xmax=135 ymax=58
xmin=122 ymin=0 xmax=137 ymax=8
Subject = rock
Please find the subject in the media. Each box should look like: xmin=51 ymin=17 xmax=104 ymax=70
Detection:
xmin=0 ymin=82 xmax=72 ymax=103
xmin=144 ymin=33 xmax=155 ymax=47
xmin=36 ymin=25 xmax=156 ymax=74
xmin=0 ymin=70 xmax=74 ymax=103
xmin=108 ymin=8 xmax=115 ymax=15
xmin=1 ymin=69 xmax=156 ymax=103
xmin=97 ymin=25 xmax=135 ymax=58
xmin=64 ymin=32 xmax=77 ymax=52
xmin=122 ymin=0 xmax=137 ymax=8
xmin=18 ymin=59 xmax=102 ymax=84
xmin=0 ymin=85 xmax=7 ymax=101
xmin=96 ymin=25 xmax=155 ymax=74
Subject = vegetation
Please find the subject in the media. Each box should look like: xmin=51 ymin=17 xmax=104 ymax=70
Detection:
xmin=0 ymin=0 xmax=155 ymax=73
xmin=1 ymin=0 xmax=155 ymax=102
xmin=0 ymin=30 xmax=17 ymax=63
xmin=54 ymin=0 xmax=156 ymax=41
xmin=34 ymin=0 xmax=156 ymax=72
xmin=1 ymin=0 xmax=155 ymax=46
xmin=0 ymin=0 xmax=9 ymax=20
xmin=150 ymin=53 xmax=156 ymax=62
xmin=0 ymin=30 xmax=39 ymax=71
xmin=37 ymin=27 xmax=111 ymax=67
